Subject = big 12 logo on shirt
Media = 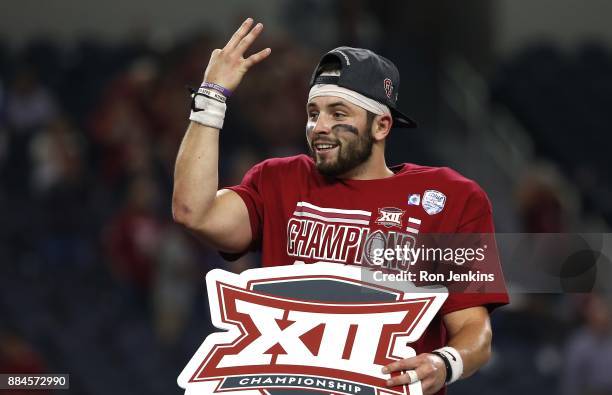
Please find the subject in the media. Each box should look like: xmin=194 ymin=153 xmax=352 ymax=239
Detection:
xmin=178 ymin=262 xmax=447 ymax=395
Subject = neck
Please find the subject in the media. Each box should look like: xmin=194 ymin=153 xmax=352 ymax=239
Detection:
xmin=339 ymin=144 xmax=393 ymax=180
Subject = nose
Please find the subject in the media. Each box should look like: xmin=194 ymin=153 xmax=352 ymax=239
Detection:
xmin=312 ymin=114 xmax=333 ymax=135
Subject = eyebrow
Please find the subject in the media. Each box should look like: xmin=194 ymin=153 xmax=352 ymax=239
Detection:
xmin=306 ymin=101 xmax=351 ymax=110
xmin=328 ymin=101 xmax=349 ymax=108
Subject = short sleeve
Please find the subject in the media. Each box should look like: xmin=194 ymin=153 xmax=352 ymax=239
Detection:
xmin=441 ymin=186 xmax=510 ymax=315
xmin=457 ymin=187 xmax=493 ymax=232
xmin=223 ymin=162 xmax=265 ymax=255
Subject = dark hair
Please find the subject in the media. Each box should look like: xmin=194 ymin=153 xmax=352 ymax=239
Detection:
xmin=315 ymin=58 xmax=342 ymax=77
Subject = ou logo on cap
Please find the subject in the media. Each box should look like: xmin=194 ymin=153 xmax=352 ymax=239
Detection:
xmin=383 ymin=78 xmax=393 ymax=99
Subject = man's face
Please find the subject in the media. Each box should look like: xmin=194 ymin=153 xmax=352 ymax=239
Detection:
xmin=306 ymin=96 xmax=375 ymax=177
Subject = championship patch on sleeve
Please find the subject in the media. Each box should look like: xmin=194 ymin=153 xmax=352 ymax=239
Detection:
xmin=421 ymin=190 xmax=446 ymax=215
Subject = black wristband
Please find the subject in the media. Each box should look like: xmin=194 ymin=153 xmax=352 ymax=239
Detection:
xmin=431 ymin=351 xmax=452 ymax=384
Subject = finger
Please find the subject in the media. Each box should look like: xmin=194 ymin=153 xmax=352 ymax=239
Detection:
xmin=225 ymin=18 xmax=254 ymax=50
xmin=385 ymin=370 xmax=418 ymax=387
xmin=235 ymin=22 xmax=264 ymax=55
xmin=420 ymin=378 xmax=436 ymax=395
xmin=382 ymin=357 xmax=419 ymax=373
xmin=244 ymin=47 xmax=272 ymax=69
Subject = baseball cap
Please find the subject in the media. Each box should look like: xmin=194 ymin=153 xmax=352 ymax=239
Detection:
xmin=309 ymin=47 xmax=417 ymax=128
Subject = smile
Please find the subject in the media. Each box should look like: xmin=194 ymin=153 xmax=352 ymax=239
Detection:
xmin=314 ymin=143 xmax=339 ymax=153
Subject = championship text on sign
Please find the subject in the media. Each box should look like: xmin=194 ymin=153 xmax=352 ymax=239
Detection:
xmin=178 ymin=263 xmax=447 ymax=395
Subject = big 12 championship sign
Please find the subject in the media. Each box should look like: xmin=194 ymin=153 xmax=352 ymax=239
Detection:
xmin=178 ymin=263 xmax=447 ymax=395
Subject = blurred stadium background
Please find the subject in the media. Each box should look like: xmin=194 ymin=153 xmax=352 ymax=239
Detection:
xmin=1 ymin=1 xmax=612 ymax=394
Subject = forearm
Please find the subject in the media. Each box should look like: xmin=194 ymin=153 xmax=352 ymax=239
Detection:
xmin=443 ymin=306 xmax=492 ymax=379
xmin=172 ymin=121 xmax=220 ymax=227
xmin=446 ymin=317 xmax=492 ymax=378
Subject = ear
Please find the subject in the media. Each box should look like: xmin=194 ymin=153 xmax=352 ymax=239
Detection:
xmin=371 ymin=114 xmax=392 ymax=141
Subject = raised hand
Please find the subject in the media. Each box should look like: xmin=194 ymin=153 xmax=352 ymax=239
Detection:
xmin=202 ymin=18 xmax=271 ymax=92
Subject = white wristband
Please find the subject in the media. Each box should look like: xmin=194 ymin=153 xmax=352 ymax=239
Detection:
xmin=434 ymin=346 xmax=463 ymax=384
xmin=189 ymin=94 xmax=226 ymax=129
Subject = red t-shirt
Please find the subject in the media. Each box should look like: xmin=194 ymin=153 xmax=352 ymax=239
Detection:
xmin=225 ymin=154 xmax=509 ymax=393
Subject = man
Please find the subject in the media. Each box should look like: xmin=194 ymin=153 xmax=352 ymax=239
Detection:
xmin=173 ymin=18 xmax=508 ymax=395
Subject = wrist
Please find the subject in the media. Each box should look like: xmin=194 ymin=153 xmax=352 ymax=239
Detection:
xmin=431 ymin=347 xmax=463 ymax=385
xmin=429 ymin=352 xmax=449 ymax=383
xmin=189 ymin=89 xmax=227 ymax=130
xmin=200 ymin=81 xmax=233 ymax=98
xmin=197 ymin=87 xmax=226 ymax=103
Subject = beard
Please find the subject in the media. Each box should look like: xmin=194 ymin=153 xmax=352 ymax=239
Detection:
xmin=308 ymin=123 xmax=375 ymax=178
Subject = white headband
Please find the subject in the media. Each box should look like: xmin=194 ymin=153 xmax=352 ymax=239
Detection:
xmin=308 ymin=84 xmax=391 ymax=116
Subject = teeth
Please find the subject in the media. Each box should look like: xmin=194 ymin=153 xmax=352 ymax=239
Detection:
xmin=315 ymin=144 xmax=336 ymax=149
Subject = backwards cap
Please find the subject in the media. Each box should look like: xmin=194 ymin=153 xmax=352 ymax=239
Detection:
xmin=309 ymin=46 xmax=417 ymax=128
